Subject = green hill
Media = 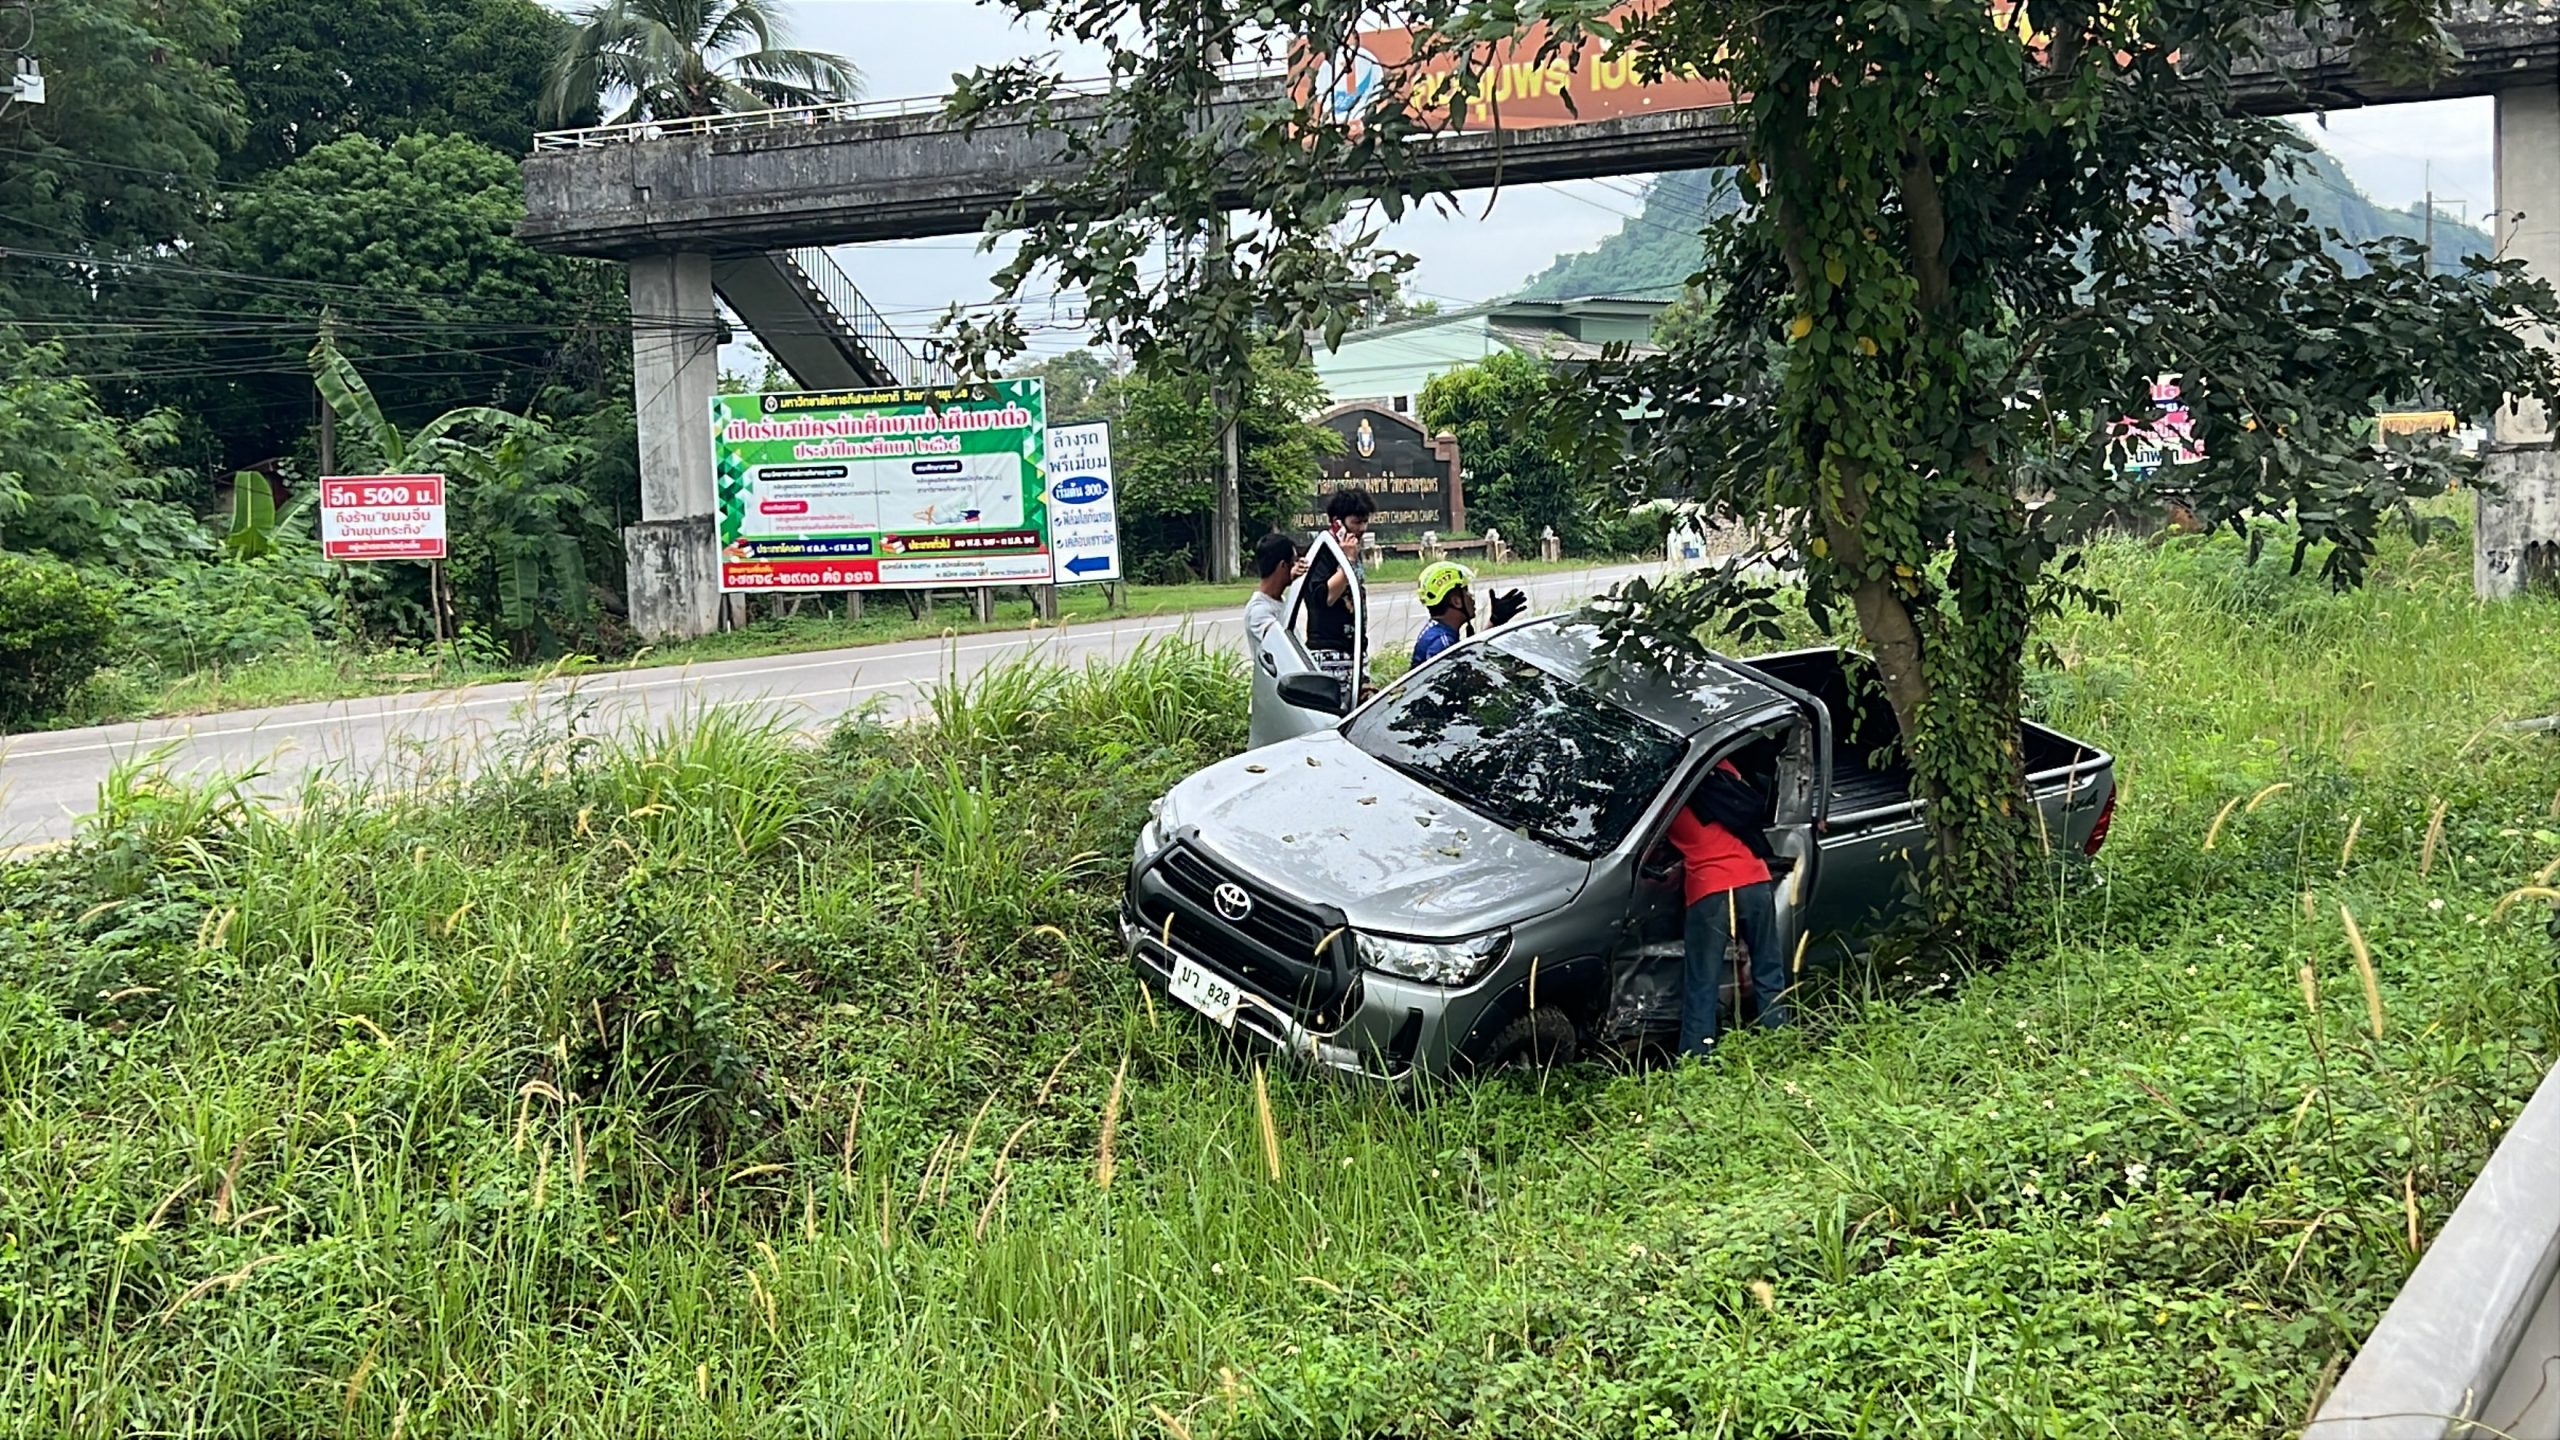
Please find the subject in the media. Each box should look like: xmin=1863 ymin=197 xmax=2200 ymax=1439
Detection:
xmin=1512 ymin=145 xmax=2494 ymax=302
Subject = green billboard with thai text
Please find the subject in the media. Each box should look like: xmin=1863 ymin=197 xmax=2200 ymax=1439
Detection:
xmin=712 ymin=379 xmax=1049 ymax=592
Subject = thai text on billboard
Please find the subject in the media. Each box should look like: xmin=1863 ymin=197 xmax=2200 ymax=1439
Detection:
xmin=712 ymin=380 xmax=1051 ymax=592
xmin=1297 ymin=2 xmax=2057 ymax=133
xmin=1295 ymin=3 xmax=1732 ymax=132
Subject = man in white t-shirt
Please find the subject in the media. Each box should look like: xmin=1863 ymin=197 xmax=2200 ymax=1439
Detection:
xmin=1243 ymin=532 xmax=1303 ymax=663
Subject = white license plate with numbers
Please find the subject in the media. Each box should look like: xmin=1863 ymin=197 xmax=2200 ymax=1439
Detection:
xmin=1167 ymin=956 xmax=1242 ymax=1028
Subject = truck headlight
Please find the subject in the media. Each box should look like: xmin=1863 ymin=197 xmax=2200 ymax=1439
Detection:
xmin=1356 ymin=930 xmax=1510 ymax=986
xmin=1133 ymin=817 xmax=1166 ymax=866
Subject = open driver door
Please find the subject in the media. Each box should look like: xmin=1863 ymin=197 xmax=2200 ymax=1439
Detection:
xmin=1248 ymin=529 xmax=1364 ymax=749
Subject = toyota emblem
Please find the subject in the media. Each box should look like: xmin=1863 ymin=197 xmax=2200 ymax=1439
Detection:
xmin=1212 ymin=882 xmax=1253 ymax=922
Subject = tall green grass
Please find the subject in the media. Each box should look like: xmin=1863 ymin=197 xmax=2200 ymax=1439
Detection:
xmin=1 ymin=537 xmax=2554 ymax=1437
xmin=43 ymin=554 xmax=1625 ymax=734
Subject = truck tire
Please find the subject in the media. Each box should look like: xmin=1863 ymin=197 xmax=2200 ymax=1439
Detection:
xmin=1478 ymin=1008 xmax=1579 ymax=1073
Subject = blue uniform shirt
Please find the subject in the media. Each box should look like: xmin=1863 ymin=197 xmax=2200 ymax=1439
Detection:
xmin=1410 ymin=620 xmax=1462 ymax=668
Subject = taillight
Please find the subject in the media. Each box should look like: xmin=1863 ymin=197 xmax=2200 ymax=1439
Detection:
xmin=2084 ymin=788 xmax=2117 ymax=856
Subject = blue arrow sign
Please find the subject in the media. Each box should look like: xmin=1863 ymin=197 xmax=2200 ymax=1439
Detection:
xmin=1064 ymin=554 xmax=1113 ymax=576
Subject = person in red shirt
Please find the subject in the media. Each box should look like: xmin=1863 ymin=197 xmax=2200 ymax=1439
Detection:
xmin=1666 ymin=757 xmax=1787 ymax=1057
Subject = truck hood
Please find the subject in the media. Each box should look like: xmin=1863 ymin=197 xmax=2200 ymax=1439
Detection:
xmin=1155 ymin=732 xmax=1591 ymax=936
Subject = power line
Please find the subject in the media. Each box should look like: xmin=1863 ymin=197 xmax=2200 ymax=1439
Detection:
xmin=0 ymin=246 xmax=1085 ymax=348
xmin=0 ymin=142 xmax=266 ymax=195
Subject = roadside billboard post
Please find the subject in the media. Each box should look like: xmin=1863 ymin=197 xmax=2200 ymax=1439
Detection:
xmin=320 ymin=472 xmax=450 ymax=641
xmin=711 ymin=379 xmax=1052 ymax=595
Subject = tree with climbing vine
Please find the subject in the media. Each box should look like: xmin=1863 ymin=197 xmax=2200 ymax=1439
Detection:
xmin=950 ymin=0 xmax=2560 ymax=947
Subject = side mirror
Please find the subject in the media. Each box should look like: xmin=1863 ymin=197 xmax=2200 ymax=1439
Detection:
xmin=1277 ymin=671 xmax=1345 ymax=713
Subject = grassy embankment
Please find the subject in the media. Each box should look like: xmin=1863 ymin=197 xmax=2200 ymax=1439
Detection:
xmin=3 ymin=527 xmax=2556 ymax=1437
xmin=49 ymin=555 xmax=1621 ymax=731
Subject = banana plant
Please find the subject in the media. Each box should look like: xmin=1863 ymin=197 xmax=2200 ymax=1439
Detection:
xmin=221 ymin=475 xmax=317 ymax=558
xmin=222 ymin=473 xmax=275 ymax=557
xmin=309 ymin=329 xmax=606 ymax=650
xmin=309 ymin=331 xmax=538 ymax=477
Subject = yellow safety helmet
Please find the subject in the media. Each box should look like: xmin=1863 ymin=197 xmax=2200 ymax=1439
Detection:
xmin=1416 ymin=560 xmax=1475 ymax=609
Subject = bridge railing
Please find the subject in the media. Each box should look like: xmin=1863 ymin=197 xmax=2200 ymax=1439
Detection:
xmin=529 ymin=4 xmax=2551 ymax=154
xmin=533 ymin=63 xmax=1285 ymax=152
xmin=781 ymin=246 xmax=950 ymax=389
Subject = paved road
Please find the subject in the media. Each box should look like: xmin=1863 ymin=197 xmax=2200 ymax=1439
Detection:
xmin=0 ymin=561 xmax=1667 ymax=848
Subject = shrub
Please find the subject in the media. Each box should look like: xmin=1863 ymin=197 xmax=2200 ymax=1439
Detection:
xmin=126 ymin=553 xmax=333 ymax=671
xmin=0 ymin=552 xmax=120 ymax=724
xmin=568 ymin=865 xmax=759 ymax=1135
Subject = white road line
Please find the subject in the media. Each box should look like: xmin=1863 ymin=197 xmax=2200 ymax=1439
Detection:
xmin=0 ymin=566 xmax=1645 ymax=763
xmin=0 ymin=615 xmax=1217 ymax=761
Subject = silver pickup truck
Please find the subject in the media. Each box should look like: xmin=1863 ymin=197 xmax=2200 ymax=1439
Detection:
xmin=1122 ymin=585 xmax=2117 ymax=1079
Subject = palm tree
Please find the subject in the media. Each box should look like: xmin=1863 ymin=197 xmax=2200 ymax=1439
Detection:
xmin=542 ymin=0 xmax=861 ymax=128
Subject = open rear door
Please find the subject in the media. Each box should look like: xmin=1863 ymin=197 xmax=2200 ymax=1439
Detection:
xmin=1760 ymin=710 xmax=1825 ymax=979
xmin=1250 ymin=598 xmax=1332 ymax=748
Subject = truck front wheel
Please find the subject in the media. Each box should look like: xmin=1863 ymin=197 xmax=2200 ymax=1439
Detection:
xmin=1477 ymin=1008 xmax=1579 ymax=1073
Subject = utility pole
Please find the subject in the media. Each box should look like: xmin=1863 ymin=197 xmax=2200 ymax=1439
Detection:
xmin=316 ymin=309 xmax=339 ymax=477
xmin=1201 ymin=10 xmax=1242 ymax=582
xmin=2423 ymin=162 xmax=2435 ymax=275
xmin=1209 ymin=293 xmax=1242 ymax=581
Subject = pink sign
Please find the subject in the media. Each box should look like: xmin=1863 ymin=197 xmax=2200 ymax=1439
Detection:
xmin=2108 ymin=377 xmax=2204 ymax=473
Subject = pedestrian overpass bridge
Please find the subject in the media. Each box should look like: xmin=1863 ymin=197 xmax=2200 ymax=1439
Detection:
xmin=520 ymin=11 xmax=2553 ymax=256
xmin=514 ymin=8 xmax=2559 ymax=641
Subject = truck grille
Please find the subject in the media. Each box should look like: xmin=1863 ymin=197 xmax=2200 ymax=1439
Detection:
xmin=1133 ymin=843 xmax=1347 ymax=1017
xmin=1155 ymin=846 xmax=1330 ymax=955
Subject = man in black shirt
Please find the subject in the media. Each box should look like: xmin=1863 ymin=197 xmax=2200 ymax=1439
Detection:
xmin=1302 ymin=487 xmax=1374 ymax=708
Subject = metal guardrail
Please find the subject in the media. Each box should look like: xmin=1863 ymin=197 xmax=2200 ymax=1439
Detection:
xmin=2304 ymin=1044 xmax=2560 ymax=1439
xmin=531 ymin=63 xmax=1285 ymax=152
xmin=779 ymin=246 xmax=948 ymax=389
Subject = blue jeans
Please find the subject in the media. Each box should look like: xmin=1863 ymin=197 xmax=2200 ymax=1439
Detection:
xmin=1679 ymin=880 xmax=1786 ymax=1058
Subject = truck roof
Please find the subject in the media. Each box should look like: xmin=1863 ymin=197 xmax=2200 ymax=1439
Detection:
xmin=1492 ymin=613 xmax=1793 ymax=740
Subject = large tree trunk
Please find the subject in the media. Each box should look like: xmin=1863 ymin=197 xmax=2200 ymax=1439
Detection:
xmin=1819 ymin=463 xmax=2033 ymax=946
xmin=1767 ymin=92 xmax=2035 ymax=947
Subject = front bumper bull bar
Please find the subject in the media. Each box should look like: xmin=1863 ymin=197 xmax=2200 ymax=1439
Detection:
xmin=1121 ymin=912 xmax=1412 ymax=1083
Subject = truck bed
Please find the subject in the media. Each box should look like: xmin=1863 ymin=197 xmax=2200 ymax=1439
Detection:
xmin=1743 ymin=649 xmax=2099 ymax=822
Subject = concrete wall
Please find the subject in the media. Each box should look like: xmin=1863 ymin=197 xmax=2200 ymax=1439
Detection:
xmin=2477 ymin=79 xmax=2560 ymax=599
xmin=622 ymin=518 xmax=722 ymax=643
xmin=2305 ymin=1047 xmax=2560 ymax=1438
xmin=1556 ymin=308 xmax=1665 ymax=345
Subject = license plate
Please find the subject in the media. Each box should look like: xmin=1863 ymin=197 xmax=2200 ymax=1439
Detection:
xmin=1167 ymin=956 xmax=1242 ymax=1028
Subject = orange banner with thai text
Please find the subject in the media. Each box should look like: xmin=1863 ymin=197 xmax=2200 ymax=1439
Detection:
xmin=1293 ymin=5 xmax=1734 ymax=132
xmin=1293 ymin=2 xmax=2064 ymax=133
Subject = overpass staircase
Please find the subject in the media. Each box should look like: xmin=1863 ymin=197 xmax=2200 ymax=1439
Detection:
xmin=708 ymin=246 xmax=947 ymax=391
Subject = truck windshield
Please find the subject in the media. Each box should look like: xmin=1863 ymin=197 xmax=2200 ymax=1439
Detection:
xmin=1344 ymin=645 xmax=1685 ymax=859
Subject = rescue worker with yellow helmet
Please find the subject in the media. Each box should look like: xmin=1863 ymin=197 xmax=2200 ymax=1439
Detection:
xmin=1411 ymin=561 xmax=1527 ymax=670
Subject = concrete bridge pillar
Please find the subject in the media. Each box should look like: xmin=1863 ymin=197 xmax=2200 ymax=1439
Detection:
xmin=626 ymin=251 xmax=725 ymax=640
xmin=2477 ymin=80 xmax=2560 ymax=598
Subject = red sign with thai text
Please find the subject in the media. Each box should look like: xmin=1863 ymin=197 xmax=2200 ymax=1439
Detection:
xmin=320 ymin=473 xmax=447 ymax=561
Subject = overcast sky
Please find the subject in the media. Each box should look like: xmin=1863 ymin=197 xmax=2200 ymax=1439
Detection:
xmin=720 ymin=0 xmax=2502 ymax=369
